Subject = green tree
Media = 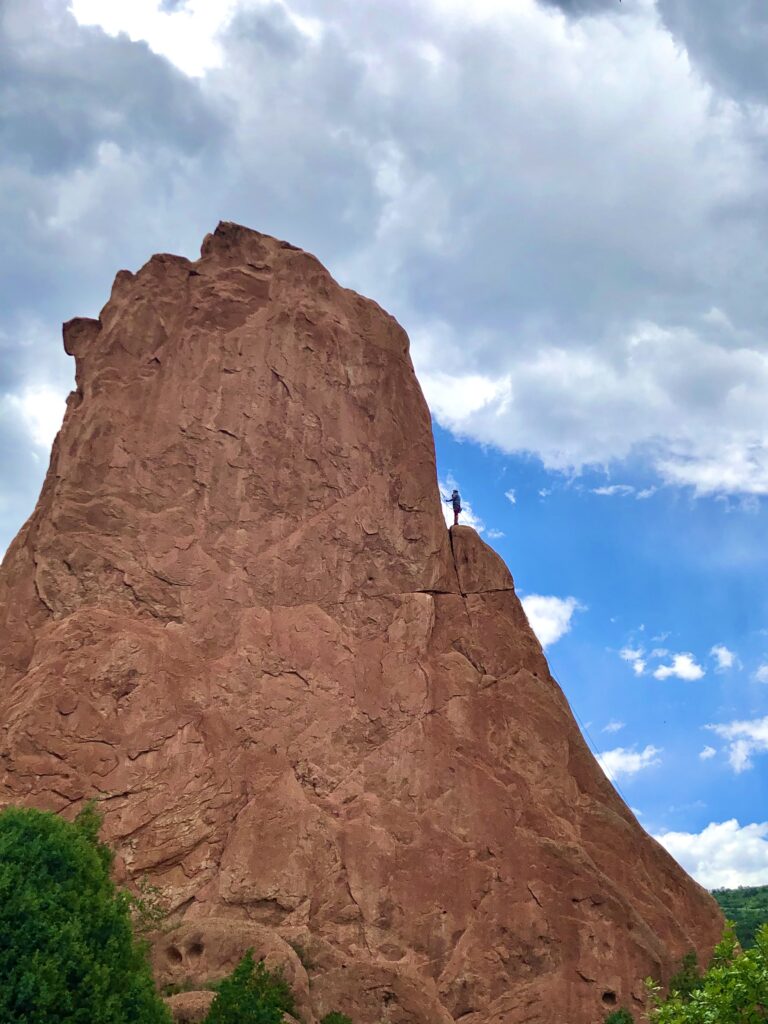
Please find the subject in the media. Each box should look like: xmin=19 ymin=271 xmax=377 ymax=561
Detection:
xmin=605 ymin=1010 xmax=635 ymax=1024
xmin=713 ymin=885 xmax=768 ymax=949
xmin=204 ymin=950 xmax=296 ymax=1024
xmin=0 ymin=804 xmax=170 ymax=1024
xmin=649 ymin=924 xmax=768 ymax=1023
xmin=321 ymin=1014 xmax=354 ymax=1024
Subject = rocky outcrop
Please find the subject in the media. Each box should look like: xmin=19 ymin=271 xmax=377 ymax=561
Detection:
xmin=0 ymin=223 xmax=722 ymax=1022
xmin=165 ymin=991 xmax=215 ymax=1024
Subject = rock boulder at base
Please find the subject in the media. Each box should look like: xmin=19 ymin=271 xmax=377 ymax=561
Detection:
xmin=0 ymin=222 xmax=723 ymax=1023
xmin=165 ymin=990 xmax=215 ymax=1024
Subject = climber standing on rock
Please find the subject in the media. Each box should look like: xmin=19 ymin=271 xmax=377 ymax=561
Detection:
xmin=445 ymin=488 xmax=462 ymax=526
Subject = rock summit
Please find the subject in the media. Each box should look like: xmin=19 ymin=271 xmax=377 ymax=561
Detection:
xmin=0 ymin=223 xmax=722 ymax=1022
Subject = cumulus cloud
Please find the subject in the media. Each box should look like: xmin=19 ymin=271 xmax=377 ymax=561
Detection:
xmin=598 ymin=744 xmax=662 ymax=782
xmin=602 ymin=720 xmax=625 ymax=734
xmin=592 ymin=484 xmax=634 ymax=497
xmin=710 ymin=644 xmax=738 ymax=671
xmin=4 ymin=0 xmax=768 ymax=569
xmin=619 ymin=646 xmax=646 ymax=676
xmin=591 ymin=483 xmax=656 ymax=499
xmin=699 ymin=745 xmax=716 ymax=760
xmin=755 ymin=664 xmax=768 ymax=684
xmin=653 ymin=653 xmax=705 ymax=681
xmin=657 ymin=0 xmax=768 ymax=102
xmin=69 ymin=0 xmax=242 ymax=77
xmin=486 ymin=528 xmax=504 ymax=539
xmin=655 ymin=819 xmax=768 ymax=889
xmin=706 ymin=715 xmax=768 ymax=773
xmin=504 ymin=489 xmax=516 ymax=505
xmin=521 ymin=594 xmax=584 ymax=648
xmin=5 ymin=385 xmax=66 ymax=449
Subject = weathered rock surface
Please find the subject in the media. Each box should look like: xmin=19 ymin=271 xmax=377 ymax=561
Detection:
xmin=165 ymin=990 xmax=215 ymax=1023
xmin=0 ymin=222 xmax=722 ymax=1022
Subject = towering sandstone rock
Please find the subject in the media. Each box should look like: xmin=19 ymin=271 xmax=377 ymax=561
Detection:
xmin=0 ymin=223 xmax=721 ymax=1022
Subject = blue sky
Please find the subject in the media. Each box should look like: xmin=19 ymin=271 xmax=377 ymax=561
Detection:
xmin=2 ymin=0 xmax=768 ymax=887
xmin=434 ymin=423 xmax=768 ymax=869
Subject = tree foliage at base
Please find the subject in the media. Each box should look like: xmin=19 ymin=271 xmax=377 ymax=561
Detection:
xmin=204 ymin=950 xmax=296 ymax=1024
xmin=648 ymin=925 xmax=768 ymax=1023
xmin=320 ymin=1014 xmax=354 ymax=1024
xmin=667 ymin=951 xmax=702 ymax=1002
xmin=0 ymin=804 xmax=170 ymax=1024
xmin=605 ymin=1010 xmax=635 ymax=1024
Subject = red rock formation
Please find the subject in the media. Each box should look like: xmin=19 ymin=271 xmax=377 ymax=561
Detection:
xmin=0 ymin=223 xmax=721 ymax=1023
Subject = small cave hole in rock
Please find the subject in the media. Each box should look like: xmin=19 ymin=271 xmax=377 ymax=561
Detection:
xmin=167 ymin=946 xmax=183 ymax=964
xmin=188 ymin=941 xmax=204 ymax=959
xmin=602 ymin=991 xmax=618 ymax=1006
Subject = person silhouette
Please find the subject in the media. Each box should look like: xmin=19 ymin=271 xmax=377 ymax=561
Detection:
xmin=444 ymin=488 xmax=462 ymax=526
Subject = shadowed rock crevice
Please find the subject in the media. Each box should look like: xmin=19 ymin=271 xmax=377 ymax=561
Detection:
xmin=0 ymin=222 xmax=722 ymax=1024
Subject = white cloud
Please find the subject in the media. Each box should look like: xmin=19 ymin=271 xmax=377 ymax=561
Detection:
xmin=619 ymin=646 xmax=646 ymax=676
xmin=521 ymin=594 xmax=584 ymax=648
xmin=419 ymin=318 xmax=768 ymax=498
xmin=598 ymin=744 xmax=662 ymax=782
xmin=504 ymin=488 xmax=516 ymax=505
xmin=2 ymin=0 xmax=762 ymax=510
xmin=486 ymin=528 xmax=504 ymax=539
xmin=710 ymin=644 xmax=738 ymax=671
xmin=654 ymin=820 xmax=768 ymax=889
xmin=602 ymin=720 xmax=625 ymax=734
xmin=706 ymin=715 xmax=768 ymax=773
xmin=538 ymin=488 xmax=551 ymax=499
xmin=439 ymin=476 xmax=484 ymax=533
xmin=755 ymin=664 xmax=768 ymax=683
xmin=592 ymin=484 xmax=634 ymax=497
xmin=636 ymin=486 xmax=657 ymax=499
xmin=620 ymin=646 xmax=643 ymax=661
xmin=69 ymin=0 xmax=245 ymax=77
xmin=699 ymin=745 xmax=717 ymax=760
xmin=653 ymin=653 xmax=705 ymax=681
xmin=5 ymin=385 xmax=67 ymax=449
xmin=418 ymin=367 xmax=510 ymax=426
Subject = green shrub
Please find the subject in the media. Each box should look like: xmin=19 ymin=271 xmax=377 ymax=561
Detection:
xmin=667 ymin=950 xmax=702 ymax=1002
xmin=321 ymin=1014 xmax=353 ymax=1024
xmin=647 ymin=923 xmax=768 ymax=1022
xmin=605 ymin=1010 xmax=635 ymax=1024
xmin=0 ymin=804 xmax=170 ymax=1024
xmin=204 ymin=950 xmax=296 ymax=1024
xmin=129 ymin=875 xmax=169 ymax=937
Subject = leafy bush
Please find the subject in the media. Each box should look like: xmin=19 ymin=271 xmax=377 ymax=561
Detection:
xmin=605 ymin=1010 xmax=635 ymax=1024
xmin=129 ymin=875 xmax=169 ymax=937
xmin=321 ymin=1014 xmax=353 ymax=1024
xmin=648 ymin=924 xmax=768 ymax=1023
xmin=667 ymin=950 xmax=702 ymax=1002
xmin=0 ymin=804 xmax=170 ymax=1023
xmin=204 ymin=950 xmax=296 ymax=1024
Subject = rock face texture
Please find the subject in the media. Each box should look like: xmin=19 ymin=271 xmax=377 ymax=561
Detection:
xmin=0 ymin=223 xmax=721 ymax=1023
